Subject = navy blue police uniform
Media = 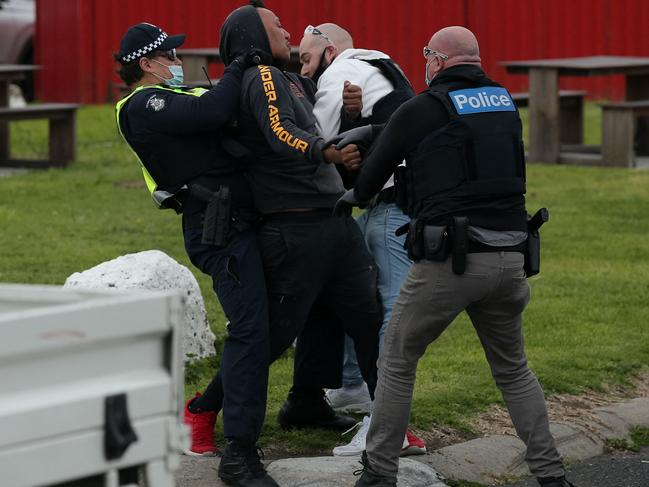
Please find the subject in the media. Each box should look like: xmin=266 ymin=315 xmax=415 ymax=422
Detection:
xmin=116 ymin=55 xmax=270 ymax=447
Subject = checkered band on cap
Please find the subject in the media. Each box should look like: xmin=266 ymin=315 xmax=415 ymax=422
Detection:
xmin=121 ymin=31 xmax=169 ymax=63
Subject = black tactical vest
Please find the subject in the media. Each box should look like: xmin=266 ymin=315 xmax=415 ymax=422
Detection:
xmin=401 ymin=76 xmax=527 ymax=230
xmin=361 ymin=58 xmax=415 ymax=124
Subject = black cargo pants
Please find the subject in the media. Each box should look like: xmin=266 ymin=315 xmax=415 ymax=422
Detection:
xmin=258 ymin=210 xmax=382 ymax=397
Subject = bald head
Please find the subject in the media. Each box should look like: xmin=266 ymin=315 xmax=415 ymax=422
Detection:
xmin=316 ymin=23 xmax=354 ymax=51
xmin=428 ymin=26 xmax=481 ymax=66
xmin=299 ymin=23 xmax=354 ymax=78
xmin=299 ymin=23 xmax=353 ymax=55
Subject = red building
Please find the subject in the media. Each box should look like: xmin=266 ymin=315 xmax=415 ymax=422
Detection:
xmin=35 ymin=0 xmax=649 ymax=104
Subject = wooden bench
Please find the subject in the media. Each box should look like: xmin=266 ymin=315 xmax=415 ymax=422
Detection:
xmin=0 ymin=103 xmax=79 ymax=168
xmin=511 ymin=90 xmax=587 ymax=144
xmin=600 ymin=100 xmax=649 ymax=167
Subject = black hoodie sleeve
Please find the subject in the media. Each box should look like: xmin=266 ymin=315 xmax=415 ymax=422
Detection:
xmin=354 ymin=93 xmax=449 ymax=200
xmin=128 ymin=61 xmax=245 ymax=134
xmin=243 ymin=65 xmax=327 ymax=164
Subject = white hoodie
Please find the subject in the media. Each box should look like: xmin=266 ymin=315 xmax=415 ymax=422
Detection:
xmin=313 ymin=48 xmax=395 ymax=141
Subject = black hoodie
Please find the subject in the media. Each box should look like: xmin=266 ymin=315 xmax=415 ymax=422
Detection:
xmin=219 ymin=4 xmax=344 ymax=213
xmin=219 ymin=5 xmax=271 ymax=66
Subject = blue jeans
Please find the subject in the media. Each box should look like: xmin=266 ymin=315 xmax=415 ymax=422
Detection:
xmin=343 ymin=202 xmax=411 ymax=386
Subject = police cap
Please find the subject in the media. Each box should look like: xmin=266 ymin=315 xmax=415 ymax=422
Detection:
xmin=117 ymin=22 xmax=185 ymax=65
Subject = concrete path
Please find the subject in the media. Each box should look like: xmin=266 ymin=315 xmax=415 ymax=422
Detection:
xmin=176 ymin=455 xmax=447 ymax=487
xmin=176 ymin=397 xmax=649 ymax=486
xmin=501 ymin=446 xmax=649 ymax=487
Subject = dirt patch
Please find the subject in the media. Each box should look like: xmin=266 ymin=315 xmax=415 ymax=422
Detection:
xmin=470 ymin=371 xmax=649 ymax=438
xmin=410 ymin=423 xmax=474 ymax=450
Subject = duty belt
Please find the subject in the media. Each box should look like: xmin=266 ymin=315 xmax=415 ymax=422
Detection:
xmin=401 ymin=217 xmax=527 ymax=275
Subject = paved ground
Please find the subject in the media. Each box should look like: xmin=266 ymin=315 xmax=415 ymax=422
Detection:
xmin=500 ymin=446 xmax=649 ymax=487
xmin=176 ymin=396 xmax=648 ymax=486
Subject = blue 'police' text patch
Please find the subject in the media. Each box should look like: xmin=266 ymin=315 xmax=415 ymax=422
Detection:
xmin=449 ymin=87 xmax=516 ymax=115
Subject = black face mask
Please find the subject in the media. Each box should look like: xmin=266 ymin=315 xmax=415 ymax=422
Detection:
xmin=312 ymin=49 xmax=331 ymax=83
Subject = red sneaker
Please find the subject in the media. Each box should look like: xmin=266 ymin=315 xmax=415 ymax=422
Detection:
xmin=400 ymin=430 xmax=427 ymax=456
xmin=183 ymin=393 xmax=218 ymax=456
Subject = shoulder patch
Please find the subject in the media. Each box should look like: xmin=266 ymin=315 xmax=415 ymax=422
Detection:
xmin=145 ymin=94 xmax=166 ymax=112
xmin=448 ymin=87 xmax=516 ymax=115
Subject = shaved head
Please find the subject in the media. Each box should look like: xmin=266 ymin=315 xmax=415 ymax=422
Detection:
xmin=428 ymin=26 xmax=480 ymax=65
xmin=299 ymin=22 xmax=354 ymax=79
xmin=424 ymin=26 xmax=481 ymax=83
xmin=316 ymin=23 xmax=354 ymax=51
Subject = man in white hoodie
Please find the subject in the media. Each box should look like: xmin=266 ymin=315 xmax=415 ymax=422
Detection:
xmin=299 ymin=23 xmax=425 ymax=458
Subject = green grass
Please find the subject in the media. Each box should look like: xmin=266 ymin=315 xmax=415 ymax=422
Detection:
xmin=2 ymin=104 xmax=648 ymax=455
xmin=605 ymin=427 xmax=649 ymax=453
xmin=630 ymin=426 xmax=649 ymax=448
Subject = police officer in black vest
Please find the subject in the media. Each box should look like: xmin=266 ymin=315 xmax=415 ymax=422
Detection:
xmin=114 ymin=23 xmax=279 ymax=487
xmin=334 ymin=26 xmax=574 ymax=487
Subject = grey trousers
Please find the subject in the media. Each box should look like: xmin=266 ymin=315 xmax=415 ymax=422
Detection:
xmin=366 ymin=252 xmax=565 ymax=479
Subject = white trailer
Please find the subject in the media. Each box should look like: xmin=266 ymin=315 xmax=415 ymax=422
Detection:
xmin=0 ymin=284 xmax=189 ymax=487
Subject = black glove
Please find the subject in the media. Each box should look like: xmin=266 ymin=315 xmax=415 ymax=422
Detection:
xmin=326 ymin=125 xmax=374 ymax=151
xmin=233 ymin=48 xmax=273 ymax=69
xmin=333 ymin=189 xmax=369 ymax=217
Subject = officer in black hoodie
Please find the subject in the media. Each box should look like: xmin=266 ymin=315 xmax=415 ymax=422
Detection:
xmin=334 ymin=26 xmax=573 ymax=487
xmin=218 ymin=1 xmax=382 ymax=434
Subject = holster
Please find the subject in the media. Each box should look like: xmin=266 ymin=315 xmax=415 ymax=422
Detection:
xmin=525 ymin=229 xmax=541 ymax=277
xmin=404 ymin=219 xmax=424 ymax=261
xmin=403 ymin=219 xmax=450 ymax=263
xmin=524 ymin=208 xmax=549 ymax=277
xmin=190 ymin=185 xmax=232 ymax=247
xmin=423 ymin=225 xmax=450 ymax=261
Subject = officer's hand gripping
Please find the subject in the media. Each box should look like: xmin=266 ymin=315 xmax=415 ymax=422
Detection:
xmin=233 ymin=48 xmax=273 ymax=69
xmin=333 ymin=189 xmax=369 ymax=217
xmin=326 ymin=125 xmax=374 ymax=152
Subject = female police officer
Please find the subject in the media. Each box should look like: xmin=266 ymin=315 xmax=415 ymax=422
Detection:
xmin=114 ymin=22 xmax=278 ymax=487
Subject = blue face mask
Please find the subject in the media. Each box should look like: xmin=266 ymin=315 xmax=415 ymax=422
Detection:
xmin=152 ymin=59 xmax=184 ymax=87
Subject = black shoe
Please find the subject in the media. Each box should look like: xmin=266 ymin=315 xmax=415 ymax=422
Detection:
xmin=538 ymin=476 xmax=575 ymax=487
xmin=353 ymin=451 xmax=397 ymax=487
xmin=277 ymin=389 xmax=357 ymax=431
xmin=218 ymin=439 xmax=279 ymax=487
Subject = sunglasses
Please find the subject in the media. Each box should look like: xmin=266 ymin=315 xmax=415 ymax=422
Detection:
xmin=304 ymin=25 xmax=333 ymax=44
xmin=422 ymin=47 xmax=448 ymax=60
xmin=152 ymin=48 xmax=178 ymax=62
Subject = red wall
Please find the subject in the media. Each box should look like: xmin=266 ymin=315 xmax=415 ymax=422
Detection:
xmin=35 ymin=0 xmax=649 ymax=103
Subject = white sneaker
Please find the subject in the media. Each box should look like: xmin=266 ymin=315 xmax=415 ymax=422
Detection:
xmin=332 ymin=415 xmax=370 ymax=456
xmin=325 ymin=383 xmax=372 ymax=414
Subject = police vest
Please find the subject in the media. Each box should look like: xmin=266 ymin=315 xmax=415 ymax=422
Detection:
xmin=360 ymin=58 xmax=415 ymax=124
xmin=402 ymin=80 xmax=527 ymax=230
xmin=115 ymin=85 xmax=207 ymax=208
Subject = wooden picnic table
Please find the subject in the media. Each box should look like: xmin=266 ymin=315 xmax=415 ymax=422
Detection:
xmin=0 ymin=64 xmax=79 ymax=168
xmin=502 ymin=55 xmax=649 ymax=164
xmin=177 ymin=46 xmax=302 ymax=81
xmin=0 ymin=65 xmax=40 ymax=162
